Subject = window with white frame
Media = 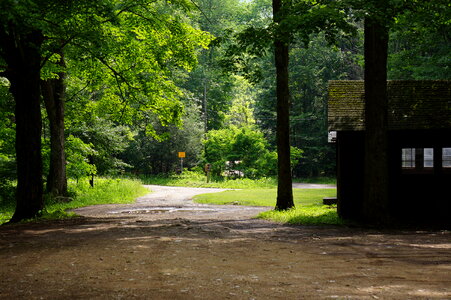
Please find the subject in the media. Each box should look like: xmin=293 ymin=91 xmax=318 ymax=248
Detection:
xmin=402 ymin=148 xmax=415 ymax=168
xmin=443 ymin=148 xmax=451 ymax=168
xmin=401 ymin=148 xmax=434 ymax=170
xmin=423 ymin=148 xmax=434 ymax=168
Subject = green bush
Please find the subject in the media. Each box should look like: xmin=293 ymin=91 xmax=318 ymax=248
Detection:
xmin=66 ymin=135 xmax=97 ymax=180
xmin=203 ymin=125 xmax=278 ymax=178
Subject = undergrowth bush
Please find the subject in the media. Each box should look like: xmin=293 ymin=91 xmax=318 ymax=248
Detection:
xmin=0 ymin=181 xmax=15 ymax=224
xmin=49 ymin=178 xmax=149 ymax=210
xmin=140 ymin=170 xmax=277 ymax=188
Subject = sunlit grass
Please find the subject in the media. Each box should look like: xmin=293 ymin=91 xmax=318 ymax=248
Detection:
xmin=0 ymin=178 xmax=149 ymax=224
xmin=63 ymin=178 xmax=149 ymax=208
xmin=0 ymin=182 xmax=15 ymax=224
xmin=0 ymin=211 xmax=12 ymax=224
xmin=258 ymin=205 xmax=343 ymax=225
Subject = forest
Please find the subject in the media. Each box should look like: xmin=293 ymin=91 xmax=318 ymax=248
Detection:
xmin=0 ymin=0 xmax=450 ymax=222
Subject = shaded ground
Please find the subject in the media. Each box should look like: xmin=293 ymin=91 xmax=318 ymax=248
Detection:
xmin=0 ymin=185 xmax=450 ymax=299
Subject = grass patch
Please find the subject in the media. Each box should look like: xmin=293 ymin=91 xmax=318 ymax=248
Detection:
xmin=257 ymin=206 xmax=343 ymax=225
xmin=0 ymin=209 xmax=13 ymax=225
xmin=63 ymin=178 xmax=149 ymax=208
xmin=194 ymin=188 xmax=336 ymax=206
xmin=140 ymin=170 xmax=277 ymax=189
xmin=0 ymin=181 xmax=16 ymax=224
xmin=0 ymin=178 xmax=149 ymax=225
xmin=194 ymin=188 xmax=342 ymax=225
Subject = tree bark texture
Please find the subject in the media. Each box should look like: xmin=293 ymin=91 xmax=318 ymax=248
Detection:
xmin=0 ymin=26 xmax=44 ymax=222
xmin=41 ymin=53 xmax=68 ymax=197
xmin=363 ymin=17 xmax=390 ymax=224
xmin=273 ymin=0 xmax=294 ymax=210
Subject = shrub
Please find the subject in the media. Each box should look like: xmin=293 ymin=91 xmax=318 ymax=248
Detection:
xmin=203 ymin=125 xmax=278 ymax=178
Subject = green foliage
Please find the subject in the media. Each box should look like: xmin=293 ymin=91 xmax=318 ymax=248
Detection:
xmin=388 ymin=2 xmax=451 ymax=80
xmin=121 ymin=101 xmax=205 ymax=174
xmin=203 ymin=125 xmax=277 ymax=178
xmin=65 ymin=135 xmax=97 ymax=180
xmin=180 ymin=0 xmax=259 ymax=131
xmin=0 ymin=79 xmax=15 ymax=159
xmin=0 ymin=179 xmax=15 ymax=224
xmin=0 ymin=80 xmax=16 ymax=224
xmin=63 ymin=0 xmax=213 ymax=137
xmin=290 ymin=146 xmax=304 ymax=169
xmin=68 ymin=118 xmax=133 ymax=175
xmin=0 ymin=155 xmax=16 ymax=183
xmin=224 ymin=75 xmax=257 ymax=127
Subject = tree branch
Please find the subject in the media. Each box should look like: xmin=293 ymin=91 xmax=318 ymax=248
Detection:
xmin=189 ymin=0 xmax=212 ymax=25
xmin=40 ymin=36 xmax=75 ymax=69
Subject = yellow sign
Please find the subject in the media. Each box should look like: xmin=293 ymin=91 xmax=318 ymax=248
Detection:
xmin=178 ymin=152 xmax=186 ymax=158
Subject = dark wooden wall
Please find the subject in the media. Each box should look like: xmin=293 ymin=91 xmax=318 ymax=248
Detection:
xmin=336 ymin=129 xmax=451 ymax=226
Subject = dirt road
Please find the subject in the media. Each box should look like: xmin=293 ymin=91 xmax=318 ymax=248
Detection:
xmin=0 ymin=185 xmax=450 ymax=299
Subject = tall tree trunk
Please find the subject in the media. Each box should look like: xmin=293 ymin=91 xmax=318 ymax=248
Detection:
xmin=41 ymin=53 xmax=68 ymax=197
xmin=363 ymin=16 xmax=390 ymax=224
xmin=1 ymin=27 xmax=44 ymax=222
xmin=273 ymin=0 xmax=294 ymax=210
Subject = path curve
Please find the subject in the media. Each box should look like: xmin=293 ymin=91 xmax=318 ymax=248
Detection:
xmin=73 ymin=185 xmax=270 ymax=219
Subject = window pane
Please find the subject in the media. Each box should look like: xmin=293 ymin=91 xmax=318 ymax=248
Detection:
xmin=443 ymin=148 xmax=451 ymax=168
xmin=402 ymin=148 xmax=415 ymax=168
xmin=424 ymin=148 xmax=434 ymax=168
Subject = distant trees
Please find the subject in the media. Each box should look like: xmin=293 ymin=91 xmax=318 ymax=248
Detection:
xmin=121 ymin=102 xmax=205 ymax=174
xmin=388 ymin=1 xmax=451 ymax=80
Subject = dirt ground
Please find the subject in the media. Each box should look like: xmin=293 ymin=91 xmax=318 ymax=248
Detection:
xmin=0 ymin=185 xmax=450 ymax=299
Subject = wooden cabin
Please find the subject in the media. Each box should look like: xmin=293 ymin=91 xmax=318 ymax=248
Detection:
xmin=328 ymin=80 xmax=451 ymax=225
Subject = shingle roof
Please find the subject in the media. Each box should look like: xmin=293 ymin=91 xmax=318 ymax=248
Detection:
xmin=328 ymin=80 xmax=451 ymax=131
